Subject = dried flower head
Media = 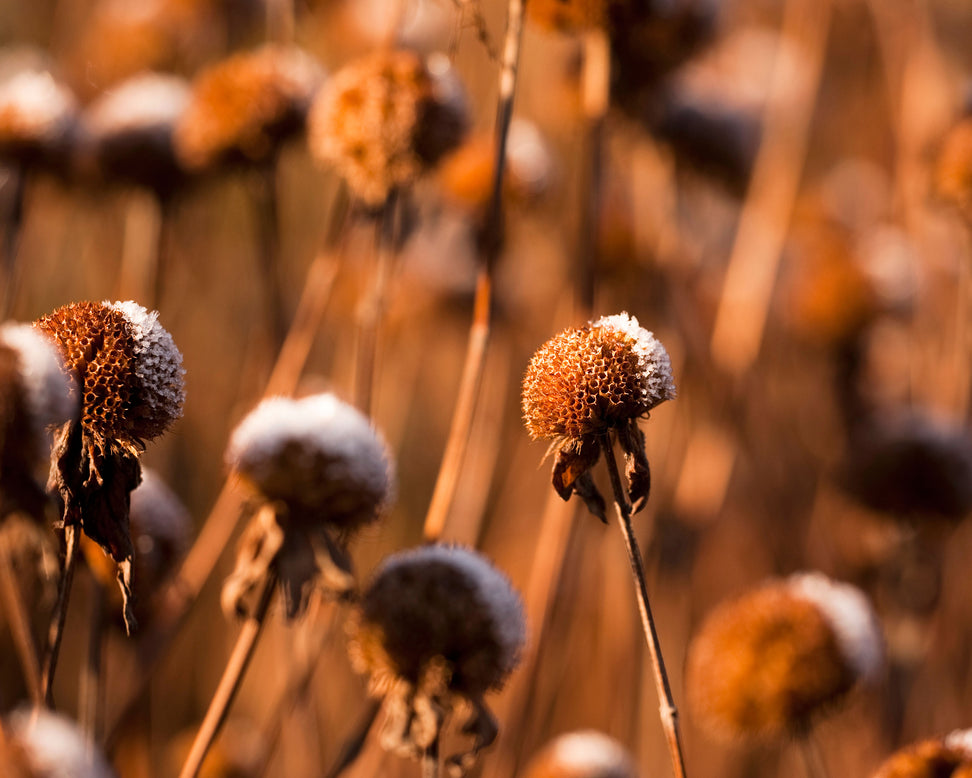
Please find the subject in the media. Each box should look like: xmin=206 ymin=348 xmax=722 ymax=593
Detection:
xmin=872 ymin=730 xmax=972 ymax=778
xmin=2 ymin=708 xmax=117 ymax=778
xmin=686 ymin=572 xmax=883 ymax=742
xmin=521 ymin=730 xmax=639 ymax=778
xmin=222 ymin=392 xmax=394 ymax=618
xmin=174 ymin=44 xmax=324 ymax=172
xmin=77 ymin=72 xmax=191 ymax=194
xmin=308 ymin=49 xmax=469 ymax=207
xmin=522 ymin=312 xmax=675 ymax=518
xmin=0 ymin=68 xmax=77 ymax=168
xmin=348 ymin=544 xmax=525 ymax=774
xmin=936 ymin=117 xmax=972 ymax=224
xmin=34 ymin=300 xmax=185 ymax=632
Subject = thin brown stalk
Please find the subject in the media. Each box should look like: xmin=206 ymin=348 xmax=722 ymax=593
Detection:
xmin=79 ymin=575 xmax=107 ymax=750
xmin=422 ymin=0 xmax=526 ymax=542
xmin=42 ymin=524 xmax=79 ymax=708
xmin=116 ymin=191 xmax=163 ymax=307
xmin=0 ymin=165 xmax=26 ymax=319
xmin=253 ymin=162 xmax=288 ymax=351
xmin=321 ymin=699 xmax=382 ymax=778
xmin=798 ymin=731 xmax=830 ymax=778
xmin=422 ymin=738 xmax=440 ymax=778
xmin=0 ymin=531 xmax=43 ymax=705
xmin=599 ymin=431 xmax=687 ymax=778
xmin=178 ymin=571 xmax=277 ymax=778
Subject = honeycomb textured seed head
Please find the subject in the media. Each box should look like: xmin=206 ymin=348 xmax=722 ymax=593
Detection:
xmin=34 ymin=300 xmax=185 ymax=446
xmin=308 ymin=49 xmax=469 ymax=207
xmin=686 ymin=574 xmax=879 ymax=742
xmin=349 ymin=544 xmax=525 ymax=698
xmin=225 ymin=393 xmax=394 ymax=532
xmin=872 ymin=733 xmax=972 ymax=778
xmin=174 ymin=44 xmax=323 ymax=171
xmin=522 ymin=730 xmax=638 ymax=778
xmin=522 ymin=312 xmax=675 ymax=440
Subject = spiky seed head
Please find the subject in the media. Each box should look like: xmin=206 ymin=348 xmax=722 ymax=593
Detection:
xmin=522 ymin=312 xmax=675 ymax=440
xmin=348 ymin=544 xmax=525 ymax=699
xmin=872 ymin=730 xmax=972 ymax=778
xmin=225 ymin=393 xmax=394 ymax=533
xmin=686 ymin=573 xmax=882 ymax=741
xmin=522 ymin=731 xmax=639 ymax=778
xmin=308 ymin=49 xmax=469 ymax=207
xmin=174 ymin=44 xmax=324 ymax=171
xmin=0 ymin=323 xmax=76 ymax=464
xmin=34 ymin=300 xmax=185 ymax=448
xmin=936 ymin=117 xmax=972 ymax=223
xmin=3 ymin=708 xmax=116 ymax=778
xmin=0 ymin=69 xmax=77 ymax=164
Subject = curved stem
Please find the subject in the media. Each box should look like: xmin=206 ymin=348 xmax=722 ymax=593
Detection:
xmin=42 ymin=524 xmax=79 ymax=708
xmin=178 ymin=572 xmax=277 ymax=778
xmin=599 ymin=432 xmax=687 ymax=778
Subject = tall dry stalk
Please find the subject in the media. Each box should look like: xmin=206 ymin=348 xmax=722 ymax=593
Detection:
xmin=41 ymin=524 xmax=79 ymax=708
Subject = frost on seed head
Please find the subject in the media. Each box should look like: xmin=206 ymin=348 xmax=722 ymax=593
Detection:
xmin=539 ymin=730 xmax=638 ymax=777
xmin=592 ymin=312 xmax=677 ymax=410
xmin=788 ymin=572 xmax=884 ymax=683
xmin=226 ymin=393 xmax=394 ymax=529
xmin=6 ymin=707 xmax=116 ymax=778
xmin=0 ymin=323 xmax=76 ymax=438
xmin=108 ymin=300 xmax=186 ymax=436
xmin=945 ymin=729 xmax=972 ymax=758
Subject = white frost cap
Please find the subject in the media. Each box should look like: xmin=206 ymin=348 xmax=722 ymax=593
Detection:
xmin=537 ymin=730 xmax=638 ymax=777
xmin=0 ymin=69 xmax=76 ymax=140
xmin=593 ymin=311 xmax=677 ymax=408
xmin=1 ymin=323 xmax=77 ymax=435
xmin=107 ymin=300 xmax=186 ymax=426
xmin=5 ymin=707 xmax=116 ymax=778
xmin=85 ymin=72 xmax=190 ymax=136
xmin=226 ymin=392 xmax=394 ymax=500
xmin=788 ymin=572 xmax=884 ymax=682
xmin=945 ymin=729 xmax=972 ymax=757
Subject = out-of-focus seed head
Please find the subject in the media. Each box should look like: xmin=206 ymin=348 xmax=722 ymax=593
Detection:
xmin=527 ymin=0 xmax=608 ymax=34
xmin=174 ymin=44 xmax=324 ymax=172
xmin=34 ymin=300 xmax=185 ymax=448
xmin=686 ymin=573 xmax=882 ymax=742
xmin=522 ymin=730 xmax=639 ymax=778
xmin=76 ymin=72 xmax=191 ymax=194
xmin=349 ymin=544 xmax=525 ymax=699
xmin=308 ymin=49 xmax=469 ymax=207
xmin=872 ymin=730 xmax=972 ymax=778
xmin=936 ymin=117 xmax=972 ymax=224
xmin=226 ymin=393 xmax=394 ymax=534
xmin=0 ymin=67 xmax=77 ymax=168
xmin=522 ymin=312 xmax=675 ymax=441
xmin=3 ymin=708 xmax=117 ymax=778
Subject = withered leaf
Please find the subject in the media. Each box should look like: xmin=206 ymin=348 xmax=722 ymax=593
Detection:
xmin=550 ymin=435 xmax=601 ymax=501
xmin=620 ymin=419 xmax=651 ymax=513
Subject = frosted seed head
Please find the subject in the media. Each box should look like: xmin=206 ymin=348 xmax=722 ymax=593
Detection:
xmin=349 ymin=544 xmax=525 ymax=698
xmin=523 ymin=730 xmax=638 ymax=778
xmin=0 ymin=68 xmax=77 ymax=161
xmin=5 ymin=707 xmax=116 ymax=778
xmin=226 ymin=393 xmax=394 ymax=532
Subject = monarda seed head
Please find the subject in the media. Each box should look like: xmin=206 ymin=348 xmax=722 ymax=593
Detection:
xmin=174 ymin=44 xmax=324 ymax=172
xmin=686 ymin=573 xmax=883 ymax=742
xmin=348 ymin=544 xmax=525 ymax=773
xmin=872 ymin=730 xmax=972 ymax=778
xmin=521 ymin=730 xmax=639 ymax=778
xmin=308 ymin=49 xmax=469 ymax=208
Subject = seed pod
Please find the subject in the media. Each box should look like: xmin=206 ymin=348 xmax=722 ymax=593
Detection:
xmin=686 ymin=573 xmax=883 ymax=742
xmin=308 ymin=49 xmax=469 ymax=208
xmin=174 ymin=44 xmax=324 ymax=172
xmin=2 ymin=707 xmax=117 ymax=778
xmin=872 ymin=730 xmax=972 ymax=778
xmin=522 ymin=730 xmax=639 ymax=778
xmin=348 ymin=544 xmax=525 ymax=773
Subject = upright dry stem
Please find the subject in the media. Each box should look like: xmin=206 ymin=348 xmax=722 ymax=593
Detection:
xmin=0 ymin=531 xmax=43 ymax=705
xmin=422 ymin=737 xmax=440 ymax=778
xmin=0 ymin=165 xmax=26 ymax=319
xmin=798 ymin=732 xmax=831 ymax=778
xmin=178 ymin=571 xmax=277 ymax=778
xmin=599 ymin=432 xmax=687 ymax=778
xmin=253 ymin=162 xmax=287 ymax=351
xmin=79 ymin=576 xmax=106 ymax=751
xmin=42 ymin=524 xmax=79 ymax=708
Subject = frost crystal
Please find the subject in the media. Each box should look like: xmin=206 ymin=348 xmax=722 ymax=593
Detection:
xmin=592 ymin=312 xmax=677 ymax=408
xmin=1 ymin=323 xmax=76 ymax=438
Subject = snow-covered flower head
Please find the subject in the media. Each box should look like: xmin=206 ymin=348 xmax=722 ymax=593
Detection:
xmin=0 ymin=68 xmax=77 ymax=164
xmin=686 ymin=572 xmax=883 ymax=742
xmin=226 ymin=392 xmax=394 ymax=533
xmin=3 ymin=708 xmax=116 ymax=778
xmin=34 ymin=300 xmax=185 ymax=448
xmin=522 ymin=730 xmax=639 ymax=778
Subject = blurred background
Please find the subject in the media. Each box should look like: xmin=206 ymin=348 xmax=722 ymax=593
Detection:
xmin=2 ymin=0 xmax=972 ymax=775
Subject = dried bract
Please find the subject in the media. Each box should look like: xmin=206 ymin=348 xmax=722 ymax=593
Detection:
xmin=308 ymin=49 xmax=469 ymax=207
xmin=522 ymin=730 xmax=639 ymax=778
xmin=348 ymin=544 xmax=525 ymax=775
xmin=686 ymin=573 xmax=883 ymax=741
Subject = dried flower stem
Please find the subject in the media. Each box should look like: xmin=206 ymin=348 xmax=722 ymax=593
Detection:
xmin=798 ymin=732 xmax=830 ymax=778
xmin=599 ymin=431 xmax=687 ymax=778
xmin=0 ymin=165 xmax=26 ymax=319
xmin=422 ymin=0 xmax=525 ymax=541
xmin=79 ymin=575 xmax=107 ymax=750
xmin=422 ymin=738 xmax=440 ymax=778
xmin=42 ymin=524 xmax=79 ymax=708
xmin=178 ymin=570 xmax=277 ymax=778
xmin=0 ymin=532 xmax=43 ymax=705
xmin=117 ymin=192 xmax=164 ymax=308
xmin=253 ymin=163 xmax=288 ymax=351
xmin=321 ymin=699 xmax=381 ymax=778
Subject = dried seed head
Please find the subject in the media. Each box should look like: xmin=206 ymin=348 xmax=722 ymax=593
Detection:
xmin=872 ymin=730 xmax=972 ymax=778
xmin=174 ymin=44 xmax=324 ymax=171
xmin=308 ymin=49 xmax=469 ymax=207
xmin=226 ymin=393 xmax=394 ymax=533
xmin=0 ymin=68 xmax=77 ymax=166
xmin=936 ymin=117 xmax=972 ymax=223
xmin=34 ymin=300 xmax=185 ymax=448
xmin=349 ymin=544 xmax=525 ymax=699
xmin=522 ymin=731 xmax=639 ymax=778
xmin=686 ymin=573 xmax=882 ymax=741
xmin=3 ymin=708 xmax=116 ymax=778
xmin=527 ymin=0 xmax=608 ymax=34
xmin=77 ymin=72 xmax=191 ymax=193
xmin=522 ymin=312 xmax=675 ymax=440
